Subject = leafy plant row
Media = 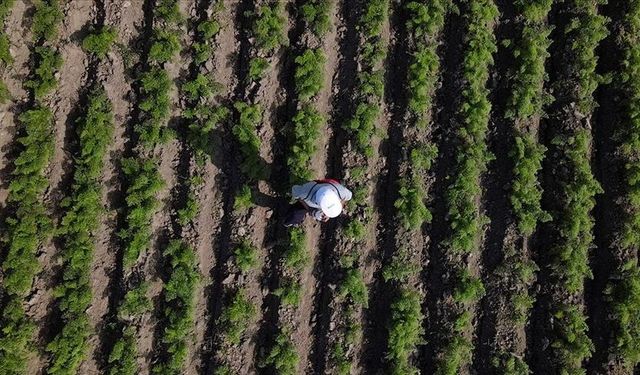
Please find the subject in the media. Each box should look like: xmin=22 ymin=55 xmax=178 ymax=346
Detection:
xmin=435 ymin=0 xmax=497 ymax=373
xmin=45 ymin=88 xmax=114 ymax=375
xmin=0 ymin=0 xmax=15 ymax=103
xmin=330 ymin=0 xmax=389 ymax=373
xmin=490 ymin=0 xmax=553 ymax=372
xmin=384 ymin=2 xmax=452 ymax=372
xmin=0 ymin=0 xmax=62 ymax=372
xmin=107 ymin=1 xmax=184 ymax=373
xmin=542 ymin=1 xmax=607 ymax=372
xmin=604 ymin=0 xmax=640 ymax=370
xmin=263 ymin=2 xmax=333 ymax=372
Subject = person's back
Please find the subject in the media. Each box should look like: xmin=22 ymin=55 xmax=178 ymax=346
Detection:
xmin=285 ymin=179 xmax=353 ymax=226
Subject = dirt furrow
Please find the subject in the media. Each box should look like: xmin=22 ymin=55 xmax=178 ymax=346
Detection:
xmin=25 ymin=1 xmax=95 ymax=372
xmin=419 ymin=6 xmax=466 ymax=373
xmin=472 ymin=0 xmax=519 ymax=372
xmin=87 ymin=1 xmax=146 ymax=373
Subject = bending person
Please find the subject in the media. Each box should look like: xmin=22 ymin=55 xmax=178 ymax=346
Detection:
xmin=284 ymin=178 xmax=352 ymax=227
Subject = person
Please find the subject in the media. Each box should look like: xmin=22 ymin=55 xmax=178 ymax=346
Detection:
xmin=284 ymin=178 xmax=353 ymax=227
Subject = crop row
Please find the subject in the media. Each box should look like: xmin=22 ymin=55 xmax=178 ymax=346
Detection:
xmin=601 ymin=0 xmax=640 ymax=371
xmin=329 ymin=0 xmax=389 ymax=373
xmin=0 ymin=0 xmax=14 ymax=103
xmin=542 ymin=0 xmax=607 ymax=372
xmin=491 ymin=0 xmax=553 ymax=372
xmin=106 ymin=1 xmax=183 ymax=373
xmin=214 ymin=1 xmax=289 ymax=372
xmin=382 ymin=1 xmax=451 ymax=373
xmin=262 ymin=1 xmax=333 ymax=373
xmin=0 ymin=0 xmax=62 ymax=372
xmin=435 ymin=0 xmax=497 ymax=373
xmin=46 ymin=86 xmax=114 ymax=375
xmin=152 ymin=3 xmax=229 ymax=374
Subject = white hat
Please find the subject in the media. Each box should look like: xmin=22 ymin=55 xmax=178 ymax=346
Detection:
xmin=315 ymin=187 xmax=342 ymax=218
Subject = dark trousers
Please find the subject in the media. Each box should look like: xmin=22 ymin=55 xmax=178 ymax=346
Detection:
xmin=284 ymin=201 xmax=308 ymax=226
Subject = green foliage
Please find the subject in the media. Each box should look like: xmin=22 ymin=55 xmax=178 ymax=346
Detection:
xmin=251 ymin=2 xmax=288 ymax=52
xmin=137 ymin=67 xmax=173 ymax=145
xmin=345 ymin=102 xmax=378 ymax=157
xmin=294 ymin=48 xmax=324 ymax=101
xmin=339 ymin=268 xmax=368 ymax=307
xmin=198 ymin=19 xmax=220 ymax=39
xmin=386 ymin=288 xmax=423 ymax=375
xmin=550 ymin=130 xmax=601 ymax=293
xmin=182 ymin=73 xmax=216 ymax=101
xmin=25 ymin=46 xmax=62 ymax=99
xmin=177 ymin=190 xmax=198 ymax=226
xmin=119 ymin=283 xmax=152 ymax=319
xmin=234 ymin=240 xmax=259 ymax=273
xmin=344 ymin=219 xmax=366 ymax=241
xmin=119 ymin=157 xmax=165 ymax=268
xmin=153 ymin=240 xmax=199 ymax=375
xmin=233 ymin=101 xmax=266 ymax=180
xmin=0 ymin=79 xmax=10 ymax=103
xmin=218 ymin=290 xmax=256 ymax=345
xmin=284 ymin=227 xmax=308 ymax=270
xmin=395 ymin=175 xmax=430 ymax=230
xmin=107 ymin=327 xmax=138 ymax=375
xmin=2 ymin=107 xmax=54 ymax=296
xmin=0 ymin=32 xmax=11 ymax=65
xmin=607 ymin=2 xmax=640 ymax=369
xmin=410 ymin=144 xmax=437 ymax=171
xmin=407 ymin=45 xmax=439 ymax=121
xmin=248 ymin=57 xmax=269 ymax=81
xmin=452 ymin=269 xmax=485 ymax=303
xmin=0 ymin=0 xmax=16 ymax=22
xmin=31 ymin=0 xmax=62 ymax=41
xmin=262 ymin=330 xmax=298 ymax=375
xmin=149 ymin=29 xmax=181 ymax=63
xmin=274 ymin=279 xmax=302 ymax=306
xmin=606 ymin=262 xmax=640 ymax=368
xmin=551 ymin=305 xmax=594 ymax=373
xmin=510 ymin=134 xmax=550 ymax=235
xmin=383 ymin=248 xmax=420 ymax=283
xmin=155 ymin=0 xmax=183 ymax=24
xmin=0 ymin=298 xmax=37 ymax=374
xmin=82 ymin=26 xmax=118 ymax=58
xmin=301 ymin=0 xmax=331 ymax=37
xmin=47 ymin=88 xmax=113 ymax=375
xmin=185 ymin=105 xmax=229 ymax=163
xmin=435 ymin=336 xmax=473 ymax=375
xmin=287 ymin=105 xmax=322 ymax=183
xmin=491 ymin=351 xmax=530 ymax=375
xmin=331 ymin=343 xmax=351 ymax=375
xmin=234 ymin=184 xmax=254 ymax=211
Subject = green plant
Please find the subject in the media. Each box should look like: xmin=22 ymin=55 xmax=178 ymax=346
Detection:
xmin=118 ymin=157 xmax=165 ymax=267
xmin=0 ymin=32 xmax=11 ymax=65
xmin=153 ymin=240 xmax=199 ymax=375
xmin=248 ymin=57 xmax=269 ymax=81
xmin=344 ymin=219 xmax=366 ymax=241
xmin=82 ymin=26 xmax=118 ymax=58
xmin=46 ymin=88 xmax=113 ymax=375
xmin=233 ymin=101 xmax=266 ymax=180
xmin=339 ymin=268 xmax=368 ymax=306
xmin=234 ymin=240 xmax=259 ymax=273
xmin=383 ymin=248 xmax=421 ymax=283
xmin=394 ymin=176 xmax=431 ymax=230
xmin=198 ymin=19 xmax=220 ymax=38
xmin=136 ymin=67 xmax=173 ymax=145
xmin=107 ymin=327 xmax=138 ymax=375
xmin=386 ymin=288 xmax=423 ymax=374
xmin=294 ymin=48 xmax=324 ymax=100
xmin=274 ymin=279 xmax=302 ymax=306
xmin=551 ymin=305 xmax=594 ymax=372
xmin=301 ymin=0 xmax=332 ymax=37
xmin=149 ymin=29 xmax=181 ymax=63
xmin=0 ymin=79 xmax=10 ymax=103
xmin=118 ymin=283 xmax=152 ymax=319
xmin=251 ymin=2 xmax=288 ymax=52
xmin=25 ymin=46 xmax=62 ymax=99
xmin=31 ymin=0 xmax=62 ymax=41
xmin=453 ymin=269 xmax=485 ymax=303
xmin=234 ymin=184 xmax=254 ymax=210
xmin=287 ymin=105 xmax=322 ymax=183
xmin=262 ymin=330 xmax=298 ymax=375
xmin=491 ymin=351 xmax=530 ymax=375
xmin=177 ymin=190 xmax=198 ymax=226
xmin=155 ymin=0 xmax=183 ymax=24
xmin=218 ymin=290 xmax=255 ymax=345
xmin=284 ymin=227 xmax=308 ymax=270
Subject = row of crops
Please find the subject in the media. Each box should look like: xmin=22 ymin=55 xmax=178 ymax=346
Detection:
xmin=0 ymin=0 xmax=640 ymax=374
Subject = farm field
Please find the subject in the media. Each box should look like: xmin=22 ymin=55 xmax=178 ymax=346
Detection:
xmin=1 ymin=0 xmax=640 ymax=374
